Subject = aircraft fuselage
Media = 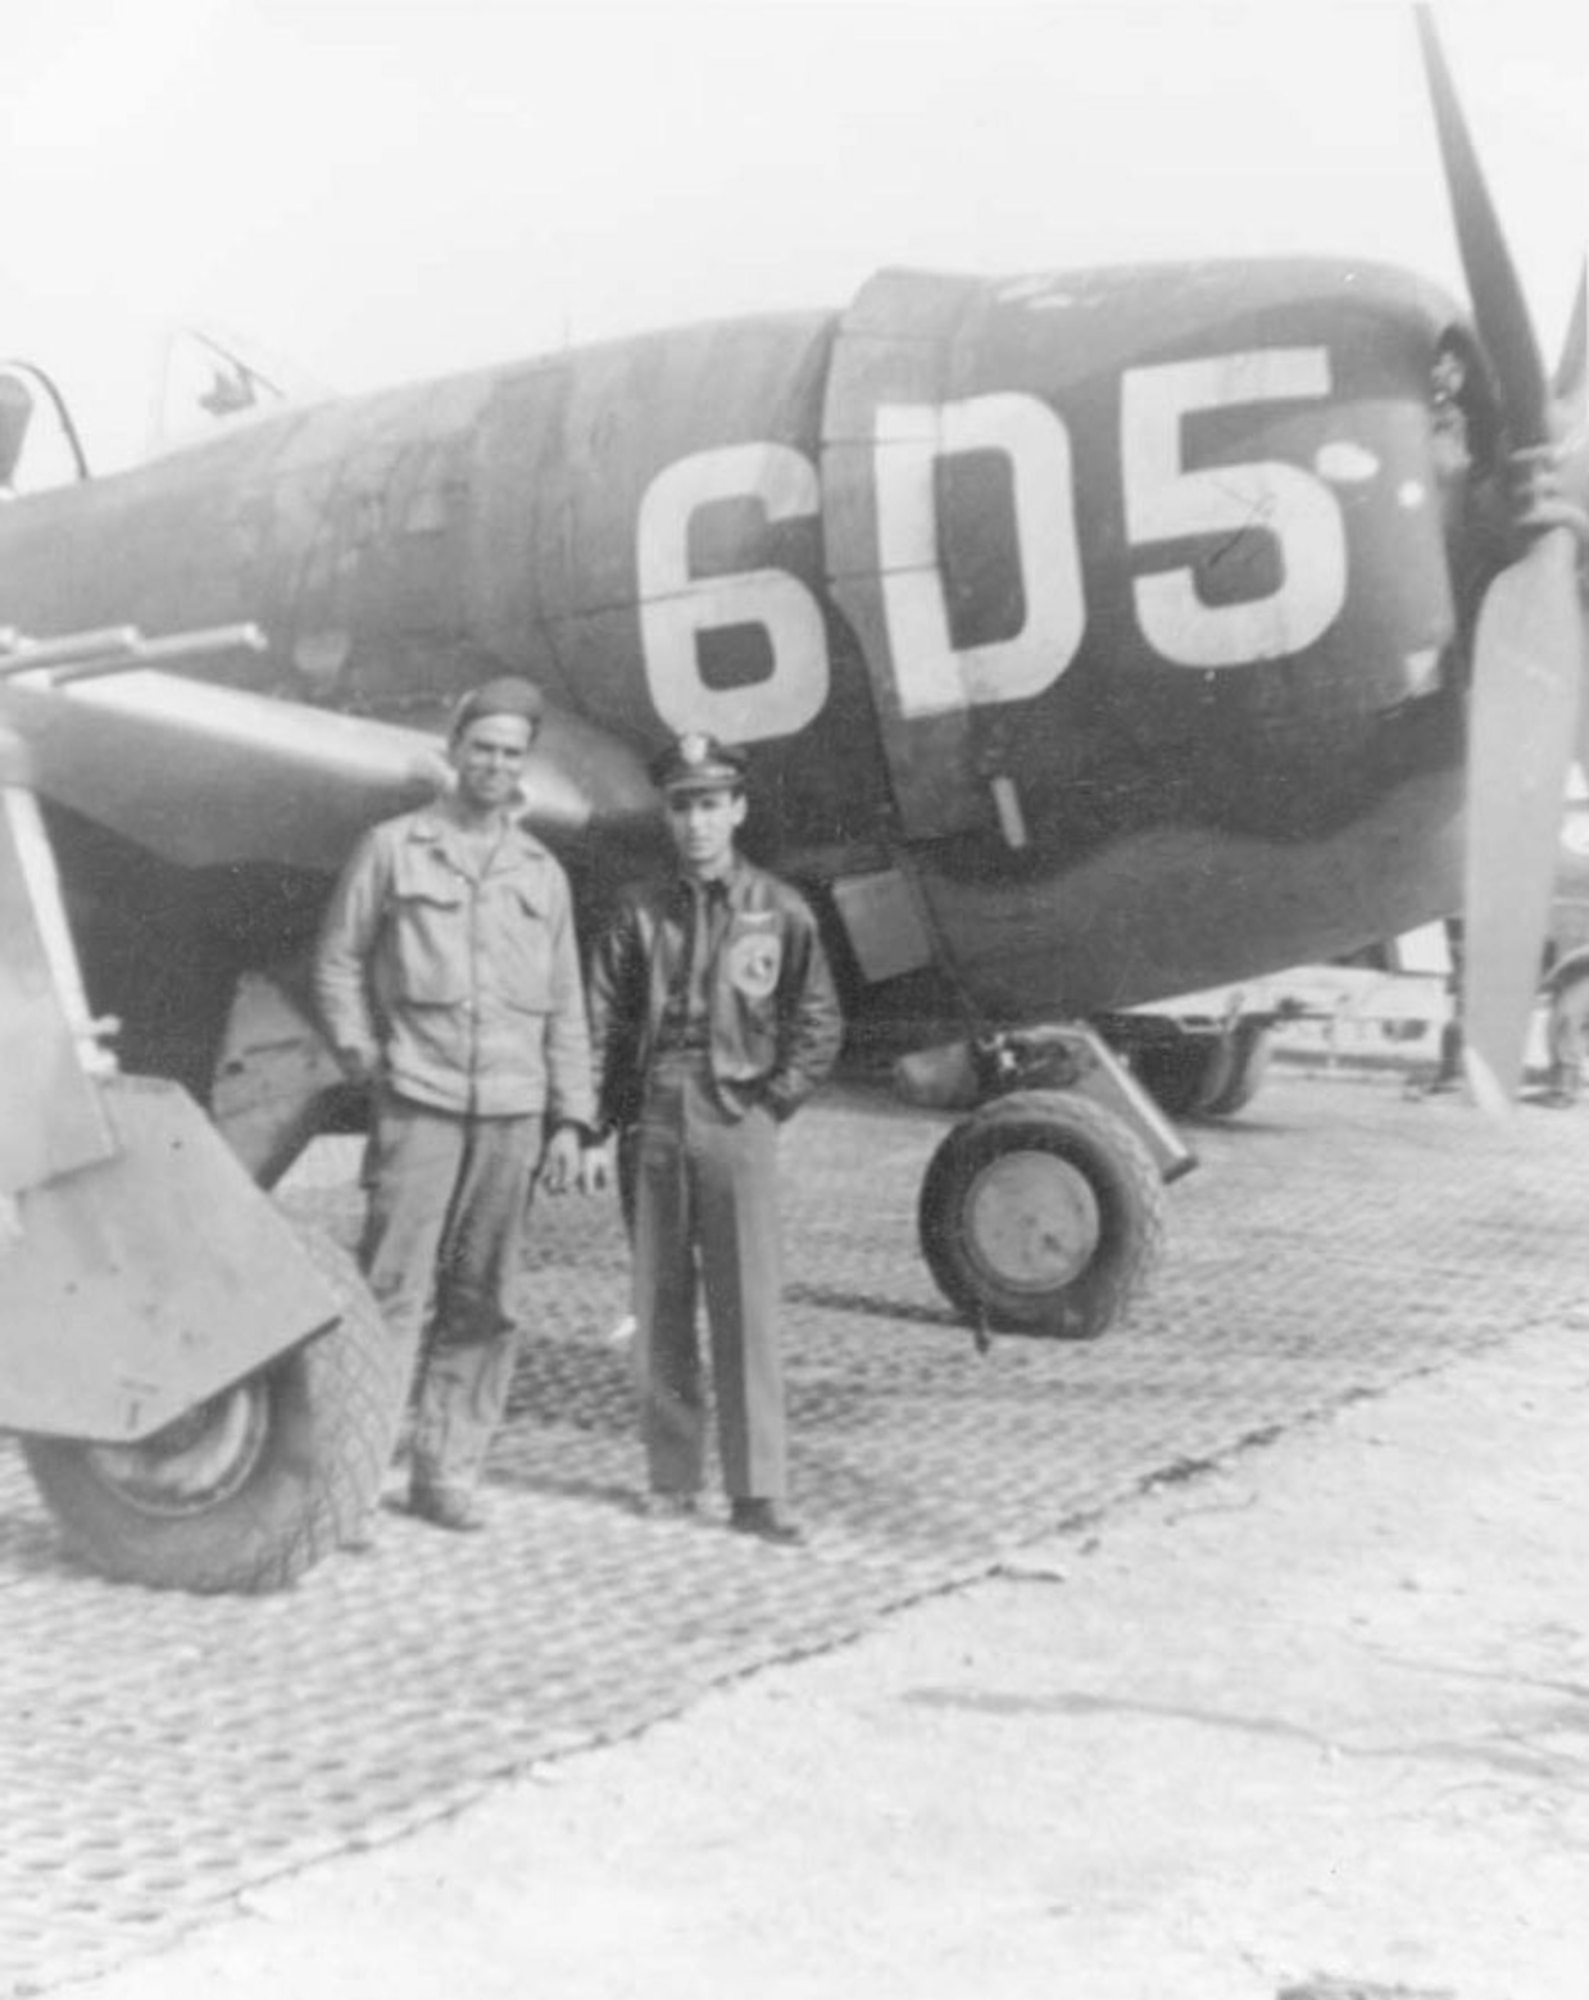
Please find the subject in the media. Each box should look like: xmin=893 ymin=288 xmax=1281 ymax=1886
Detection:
xmin=0 ymin=255 xmax=1490 ymax=1026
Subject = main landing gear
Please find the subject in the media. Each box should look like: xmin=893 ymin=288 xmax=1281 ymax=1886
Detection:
xmin=22 ymin=1223 xmax=401 ymax=1592
xmin=899 ymin=1025 xmax=1195 ymax=1342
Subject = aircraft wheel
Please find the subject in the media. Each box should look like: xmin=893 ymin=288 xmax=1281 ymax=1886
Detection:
xmin=1197 ymin=1023 xmax=1275 ymax=1118
xmin=22 ymin=1228 xmax=404 ymax=1593
xmin=918 ymin=1090 xmax=1165 ymax=1339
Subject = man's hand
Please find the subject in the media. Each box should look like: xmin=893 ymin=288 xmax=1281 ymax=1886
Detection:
xmin=542 ymin=1128 xmax=613 ymax=1197
xmin=539 ymin=1124 xmax=584 ymax=1195
xmin=336 ymin=1044 xmax=378 ymax=1088
xmin=577 ymin=1137 xmax=614 ymax=1197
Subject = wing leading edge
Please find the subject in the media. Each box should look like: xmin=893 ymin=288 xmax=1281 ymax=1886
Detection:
xmin=0 ymin=626 xmax=656 ymax=874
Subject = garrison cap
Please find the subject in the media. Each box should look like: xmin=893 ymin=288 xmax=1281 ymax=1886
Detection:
xmin=649 ymin=732 xmax=749 ymax=795
xmin=448 ymin=676 xmax=545 ymax=742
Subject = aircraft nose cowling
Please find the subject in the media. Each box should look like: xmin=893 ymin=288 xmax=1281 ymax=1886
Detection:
xmin=822 ymin=257 xmax=1464 ymax=853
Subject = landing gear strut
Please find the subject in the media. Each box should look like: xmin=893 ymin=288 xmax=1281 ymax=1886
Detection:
xmin=1111 ymin=1015 xmax=1276 ymax=1121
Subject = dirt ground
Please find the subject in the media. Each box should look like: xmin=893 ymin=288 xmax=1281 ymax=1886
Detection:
xmin=77 ymin=1320 xmax=1589 ymax=2000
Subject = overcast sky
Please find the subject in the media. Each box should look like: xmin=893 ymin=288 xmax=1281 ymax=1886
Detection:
xmin=2 ymin=0 xmax=1585 ymax=468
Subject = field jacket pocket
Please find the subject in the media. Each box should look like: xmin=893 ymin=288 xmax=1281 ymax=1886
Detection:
xmin=385 ymin=853 xmax=470 ymax=1005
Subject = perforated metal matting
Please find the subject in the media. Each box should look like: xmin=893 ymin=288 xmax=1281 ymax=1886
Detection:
xmin=3 ymin=1075 xmax=1588 ymax=1993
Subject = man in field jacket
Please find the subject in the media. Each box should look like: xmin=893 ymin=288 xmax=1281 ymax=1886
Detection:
xmin=316 ymin=676 xmax=596 ymax=1532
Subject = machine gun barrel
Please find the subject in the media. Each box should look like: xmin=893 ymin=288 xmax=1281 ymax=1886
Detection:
xmin=51 ymin=622 xmax=268 ymax=684
xmin=0 ymin=627 xmax=140 ymax=677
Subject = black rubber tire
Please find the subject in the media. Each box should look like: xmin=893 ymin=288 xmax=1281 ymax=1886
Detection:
xmin=1131 ymin=1031 xmax=1235 ymax=1119
xmin=1197 ymin=1024 xmax=1275 ymax=1119
xmin=21 ymin=1228 xmax=404 ymax=1593
xmin=918 ymin=1089 xmax=1166 ymax=1339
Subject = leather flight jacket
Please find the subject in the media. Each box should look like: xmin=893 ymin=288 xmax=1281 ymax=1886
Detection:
xmin=588 ymin=856 xmax=844 ymax=1131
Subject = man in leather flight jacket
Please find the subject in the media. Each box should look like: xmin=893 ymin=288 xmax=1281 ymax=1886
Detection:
xmin=586 ymin=733 xmax=843 ymax=1544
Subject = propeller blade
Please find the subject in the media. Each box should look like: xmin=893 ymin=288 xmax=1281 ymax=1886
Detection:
xmin=1461 ymin=527 xmax=1585 ymax=1110
xmin=1556 ymin=272 xmax=1589 ymax=779
xmin=1555 ymin=264 xmax=1587 ymax=406
xmin=1415 ymin=5 xmax=1549 ymax=445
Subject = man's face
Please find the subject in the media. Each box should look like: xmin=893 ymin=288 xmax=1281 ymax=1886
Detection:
xmin=665 ymin=785 xmax=746 ymax=875
xmin=450 ymin=712 xmax=534 ymax=812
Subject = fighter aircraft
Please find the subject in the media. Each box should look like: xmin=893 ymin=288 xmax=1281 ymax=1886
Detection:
xmin=1 ymin=10 xmax=1585 ymax=1583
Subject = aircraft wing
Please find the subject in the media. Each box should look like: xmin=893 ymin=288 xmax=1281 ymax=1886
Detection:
xmin=0 ymin=638 xmax=655 ymax=873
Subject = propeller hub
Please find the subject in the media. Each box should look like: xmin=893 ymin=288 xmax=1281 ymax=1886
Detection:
xmin=1508 ymin=440 xmax=1589 ymax=548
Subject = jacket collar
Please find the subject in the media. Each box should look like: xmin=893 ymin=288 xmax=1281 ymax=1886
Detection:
xmin=672 ymin=851 xmax=748 ymax=904
xmin=407 ymin=804 xmax=548 ymax=869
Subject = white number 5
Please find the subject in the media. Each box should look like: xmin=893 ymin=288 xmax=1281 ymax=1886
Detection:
xmin=1122 ymin=349 xmax=1347 ymax=669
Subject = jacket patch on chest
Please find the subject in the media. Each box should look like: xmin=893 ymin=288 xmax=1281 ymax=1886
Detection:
xmin=726 ymin=919 xmax=782 ymax=1000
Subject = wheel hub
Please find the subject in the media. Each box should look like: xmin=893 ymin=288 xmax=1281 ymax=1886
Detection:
xmin=84 ymin=1379 xmax=272 ymax=1519
xmin=964 ymin=1149 xmax=1101 ymax=1292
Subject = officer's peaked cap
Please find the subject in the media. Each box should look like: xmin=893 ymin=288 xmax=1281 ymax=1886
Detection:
xmin=650 ymin=732 xmax=749 ymax=795
xmin=449 ymin=676 xmax=545 ymax=742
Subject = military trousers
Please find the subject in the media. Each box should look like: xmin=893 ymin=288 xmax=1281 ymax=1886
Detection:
xmin=631 ymin=1057 xmax=786 ymax=1500
xmin=359 ymin=1090 xmax=544 ymax=1495
xmin=1547 ymin=976 xmax=1589 ymax=1102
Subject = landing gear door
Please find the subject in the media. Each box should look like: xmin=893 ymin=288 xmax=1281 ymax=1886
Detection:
xmin=0 ymin=786 xmax=115 ymax=1196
